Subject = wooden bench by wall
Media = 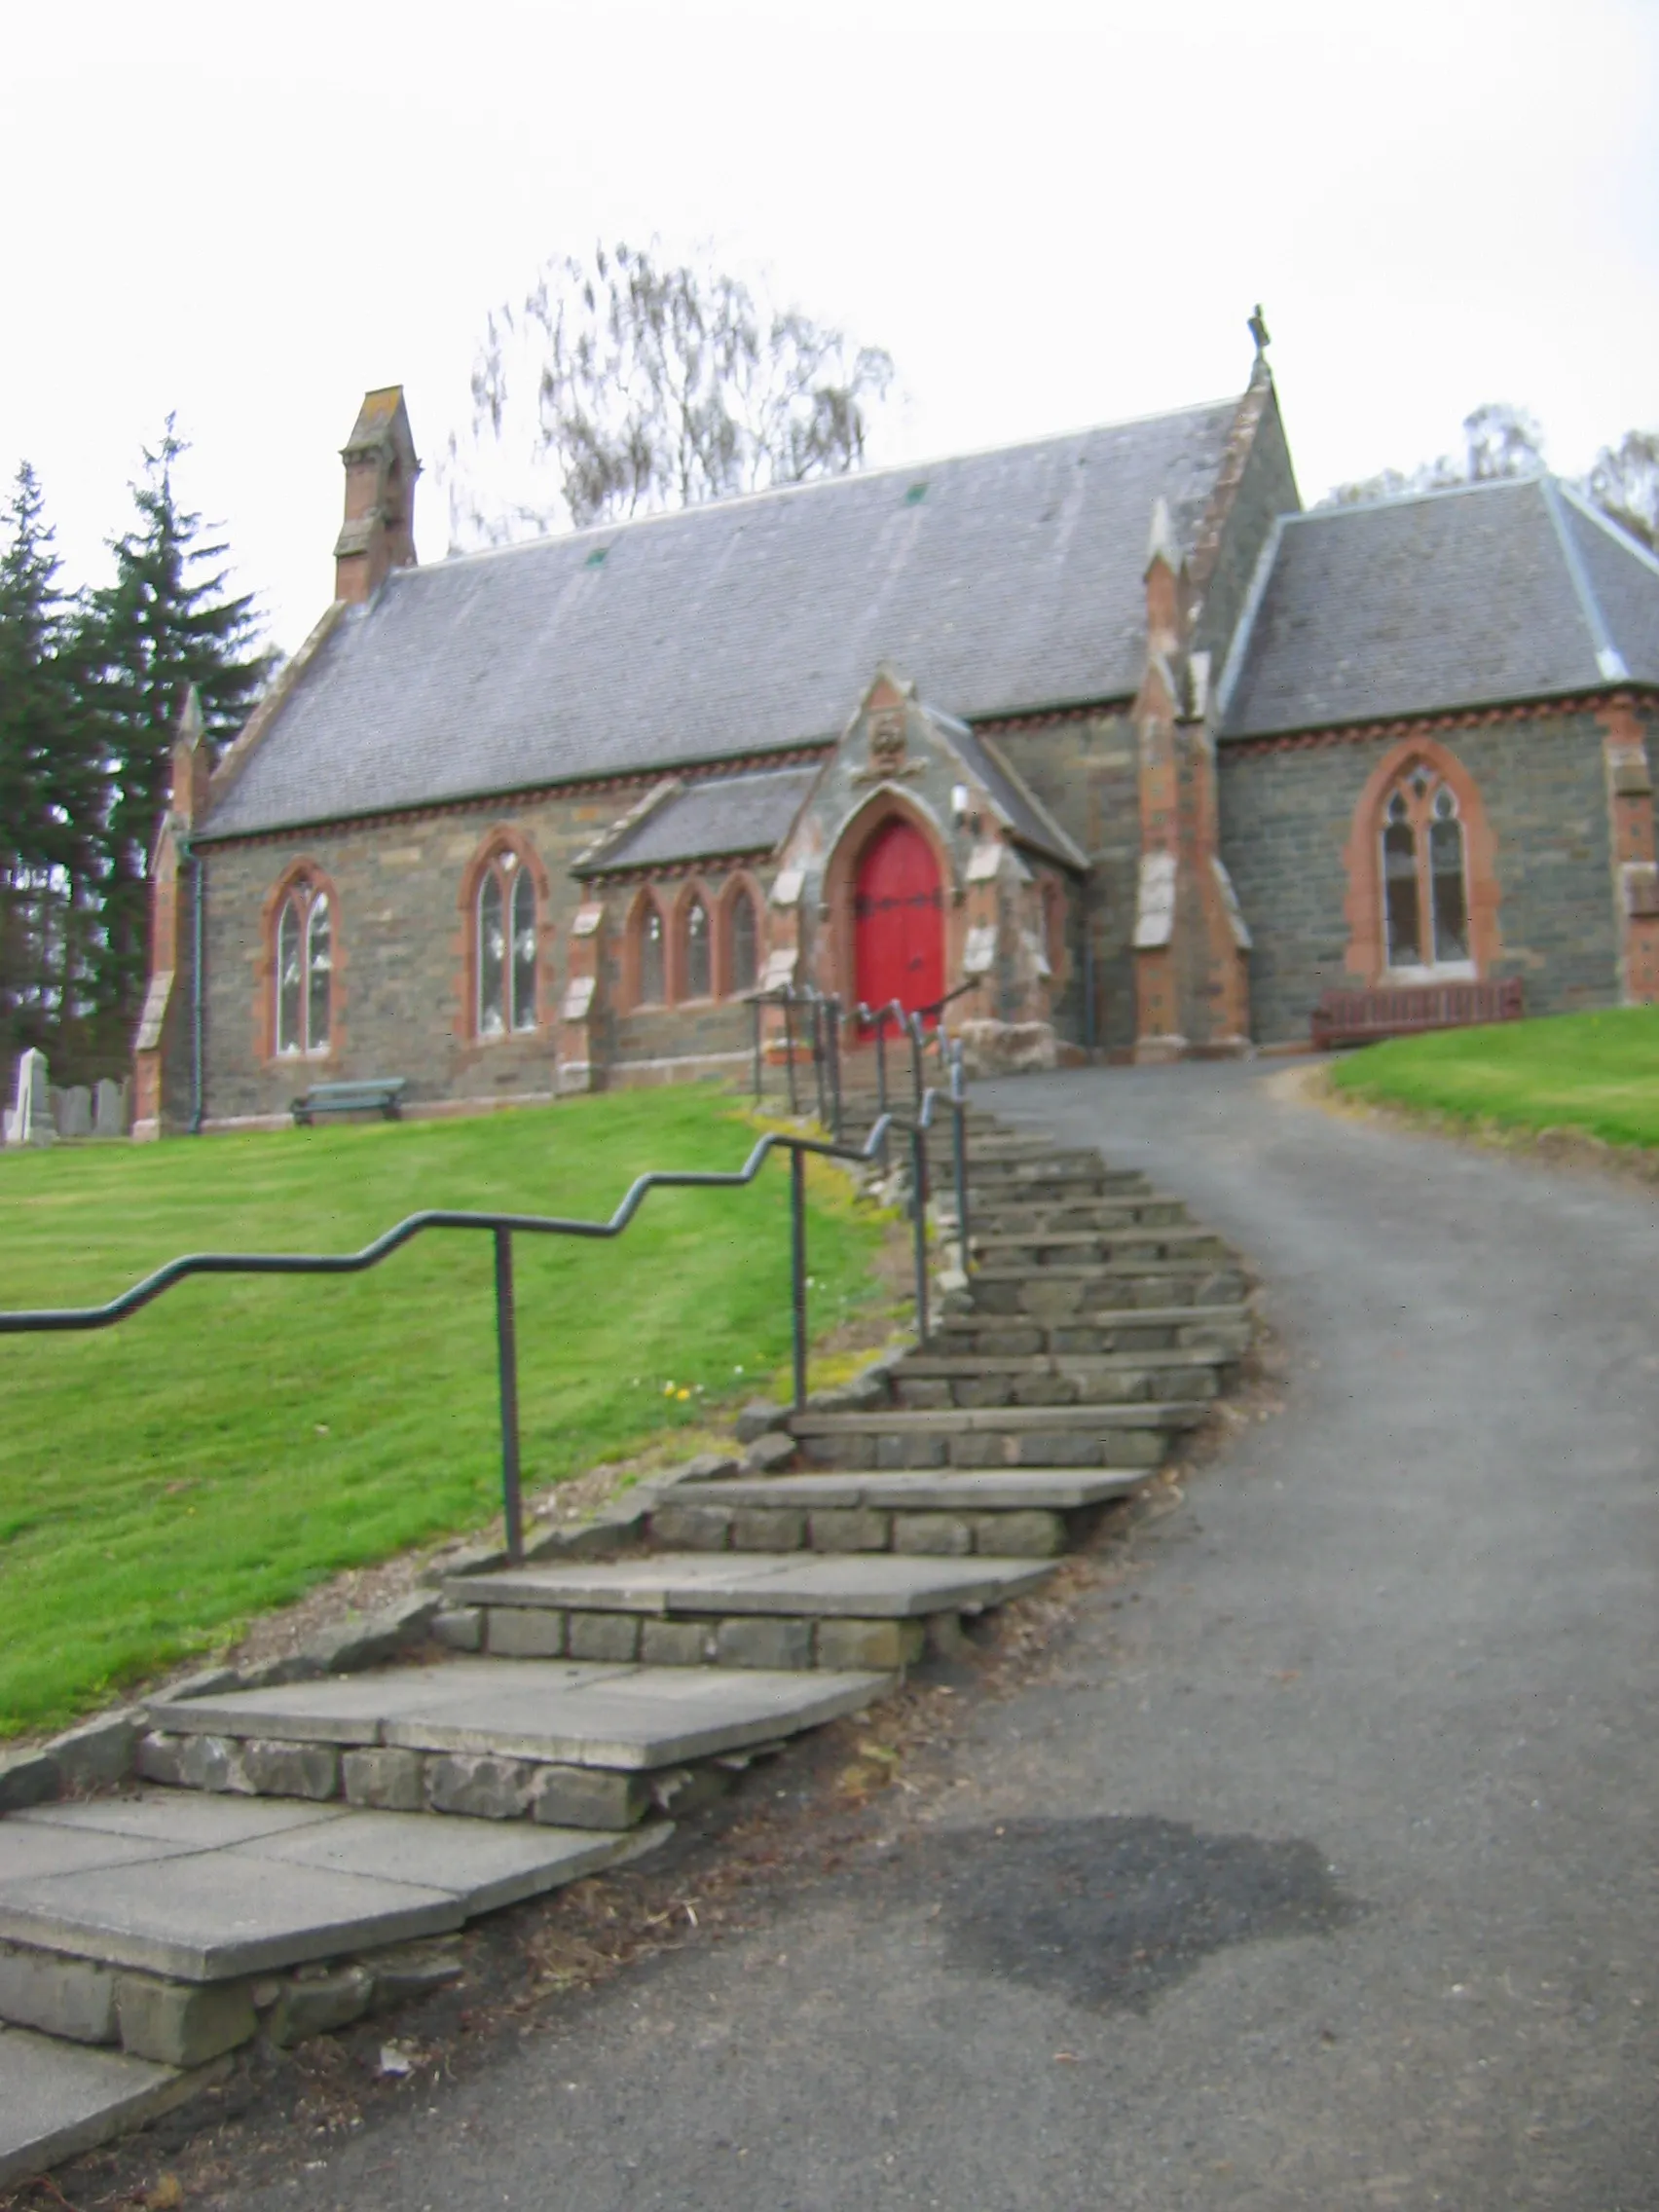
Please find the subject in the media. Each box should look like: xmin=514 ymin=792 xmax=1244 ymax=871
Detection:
xmin=290 ymin=1079 xmax=407 ymax=1125
xmin=1311 ymin=978 xmax=1525 ymax=1051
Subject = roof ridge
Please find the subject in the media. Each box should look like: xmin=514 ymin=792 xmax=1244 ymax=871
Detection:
xmin=1301 ymin=472 xmax=1554 ymax=524
xmin=414 ymin=391 xmax=1246 ymax=579
xmin=1540 ymin=478 xmax=1629 ymax=682
xmin=1553 ymin=479 xmax=1659 ymax=583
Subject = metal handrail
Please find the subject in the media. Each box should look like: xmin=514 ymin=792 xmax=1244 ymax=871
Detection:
xmin=0 ymin=1092 xmax=963 ymax=1566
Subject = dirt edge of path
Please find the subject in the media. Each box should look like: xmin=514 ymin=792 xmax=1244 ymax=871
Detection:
xmin=1265 ymin=1055 xmax=1659 ymax=1200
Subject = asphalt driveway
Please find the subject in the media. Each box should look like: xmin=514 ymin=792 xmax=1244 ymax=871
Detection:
xmin=233 ymin=1061 xmax=1659 ymax=2210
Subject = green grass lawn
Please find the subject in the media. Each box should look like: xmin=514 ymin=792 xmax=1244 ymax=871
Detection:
xmin=1329 ymin=1005 xmax=1659 ymax=1149
xmin=0 ymin=1091 xmax=887 ymax=1736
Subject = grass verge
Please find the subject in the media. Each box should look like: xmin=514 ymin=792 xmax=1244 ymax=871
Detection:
xmin=1328 ymin=1006 xmax=1659 ymax=1151
xmin=0 ymin=1089 xmax=888 ymax=1735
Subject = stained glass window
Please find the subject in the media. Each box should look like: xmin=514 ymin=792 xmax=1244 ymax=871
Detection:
xmin=511 ymin=867 xmax=536 ymax=1030
xmin=478 ymin=871 xmax=506 ymax=1035
xmin=730 ymin=891 xmax=758 ymax=993
xmin=1429 ymin=789 xmax=1468 ymax=962
xmin=684 ymin=896 xmax=711 ymax=998
xmin=1380 ymin=772 xmax=1473 ymax=973
xmin=277 ymin=900 xmax=303 ymax=1053
xmin=640 ymin=904 xmax=666 ymax=1003
xmin=1382 ymin=795 xmax=1420 ymax=967
xmin=276 ymin=882 xmax=332 ymax=1054
xmin=476 ymin=849 xmax=537 ymax=1036
xmin=305 ymin=893 xmax=331 ymax=1051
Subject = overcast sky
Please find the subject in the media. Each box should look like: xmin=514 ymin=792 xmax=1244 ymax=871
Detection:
xmin=4 ymin=0 xmax=1655 ymax=654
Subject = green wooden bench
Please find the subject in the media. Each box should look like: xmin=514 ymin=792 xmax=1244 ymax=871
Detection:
xmin=290 ymin=1079 xmax=407 ymax=1126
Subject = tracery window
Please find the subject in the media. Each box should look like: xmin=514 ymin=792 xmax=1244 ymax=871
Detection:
xmin=637 ymin=900 xmax=666 ymax=1005
xmin=1381 ymin=768 xmax=1472 ymax=973
xmin=276 ymin=880 xmax=332 ymax=1055
xmin=476 ymin=850 xmax=537 ymax=1036
xmin=728 ymin=888 xmax=759 ymax=994
xmin=682 ymin=894 xmax=712 ymax=999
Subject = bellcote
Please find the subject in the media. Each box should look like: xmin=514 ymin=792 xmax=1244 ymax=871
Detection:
xmin=334 ymin=387 xmax=421 ymax=606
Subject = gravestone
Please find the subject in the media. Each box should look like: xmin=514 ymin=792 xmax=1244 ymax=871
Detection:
xmin=57 ymin=1087 xmax=93 ymax=1139
xmin=2 ymin=1050 xmax=54 ymax=1147
xmin=93 ymin=1079 xmax=129 ymax=1139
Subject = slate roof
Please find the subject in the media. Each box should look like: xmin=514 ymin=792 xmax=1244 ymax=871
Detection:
xmin=203 ymin=398 xmax=1240 ymax=839
xmin=576 ymin=765 xmax=820 ymax=873
xmin=1219 ymin=476 xmax=1659 ymax=739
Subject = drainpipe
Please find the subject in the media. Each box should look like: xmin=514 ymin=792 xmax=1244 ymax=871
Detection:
xmin=1082 ymin=875 xmax=1097 ymax=1057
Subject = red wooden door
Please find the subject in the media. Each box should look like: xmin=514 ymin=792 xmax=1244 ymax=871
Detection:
xmin=854 ymin=819 xmax=944 ymax=1017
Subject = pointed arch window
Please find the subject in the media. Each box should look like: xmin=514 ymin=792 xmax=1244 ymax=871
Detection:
xmin=276 ymin=880 xmax=332 ymax=1055
xmin=729 ymin=888 xmax=759 ymax=994
xmin=1381 ymin=767 xmax=1473 ymax=976
xmin=476 ymin=850 xmax=538 ymax=1036
xmin=637 ymin=901 xmax=666 ymax=1005
xmin=682 ymin=893 xmax=712 ymax=1000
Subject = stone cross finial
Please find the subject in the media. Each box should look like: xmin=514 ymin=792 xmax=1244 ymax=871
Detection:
xmin=1248 ymin=304 xmax=1271 ymax=356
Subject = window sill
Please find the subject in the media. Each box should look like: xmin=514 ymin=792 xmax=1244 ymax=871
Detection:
xmin=1381 ymin=963 xmax=1477 ymax=984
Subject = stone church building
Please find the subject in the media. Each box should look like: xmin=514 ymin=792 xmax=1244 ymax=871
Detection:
xmin=134 ymin=351 xmax=1659 ymax=1133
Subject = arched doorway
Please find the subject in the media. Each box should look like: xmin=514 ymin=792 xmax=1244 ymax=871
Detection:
xmin=854 ymin=816 xmax=944 ymax=1016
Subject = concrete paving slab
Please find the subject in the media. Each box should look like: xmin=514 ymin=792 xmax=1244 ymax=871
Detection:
xmin=0 ymin=1823 xmax=191 ymax=1883
xmin=230 ymin=1811 xmax=667 ymax=1915
xmin=0 ymin=2025 xmax=203 ymax=2192
xmin=15 ymin=1793 xmax=349 ymax=1848
xmin=682 ymin=1555 xmax=1056 ymax=1616
xmin=446 ymin=1557 xmax=783 ymax=1615
xmin=665 ymin=1471 xmax=1147 ymax=1511
xmin=451 ymin=1555 xmax=1052 ymax=1617
xmin=790 ymin=1404 xmax=1205 ymax=1432
xmin=380 ymin=1667 xmax=889 ymax=1771
xmin=151 ymin=1660 xmax=633 ymax=1742
xmin=0 ymin=1849 xmax=461 ymax=1980
xmin=461 ymin=1555 xmax=1054 ymax=1619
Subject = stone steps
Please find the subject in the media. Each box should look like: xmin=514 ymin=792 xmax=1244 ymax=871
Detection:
xmin=965 ymin=1263 xmax=1248 ymax=1320
xmin=438 ymin=1554 xmax=1055 ymax=1676
xmin=970 ymin=1227 xmax=1232 ymax=1265
xmin=928 ymin=1303 xmax=1252 ymax=1357
xmin=897 ymin=1345 xmax=1230 ymax=1377
xmin=789 ymin=1402 xmax=1206 ymax=1472
xmin=0 ymin=1775 xmax=677 ymax=2070
xmin=966 ymin=1196 xmax=1194 ymax=1230
xmin=644 ymin=1469 xmax=1140 ymax=1561
xmin=0 ymin=1095 xmax=1254 ymax=2188
xmin=886 ymin=1360 xmax=1221 ymax=1407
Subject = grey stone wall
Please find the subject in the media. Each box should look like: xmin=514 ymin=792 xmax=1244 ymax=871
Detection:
xmin=1218 ymin=711 xmax=1620 ymax=1045
xmin=990 ymin=712 xmax=1140 ymax=1052
xmin=195 ymin=785 xmax=762 ymax=1122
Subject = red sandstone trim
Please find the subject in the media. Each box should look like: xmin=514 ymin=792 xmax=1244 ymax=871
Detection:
xmin=1222 ymin=689 xmax=1657 ymax=758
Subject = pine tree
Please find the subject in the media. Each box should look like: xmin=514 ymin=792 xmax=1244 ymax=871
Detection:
xmin=0 ymin=463 xmax=106 ymax=1072
xmin=85 ymin=419 xmax=270 ymax=1050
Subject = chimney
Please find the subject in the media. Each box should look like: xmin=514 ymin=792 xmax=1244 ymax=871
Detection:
xmin=334 ymin=387 xmax=420 ymax=606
